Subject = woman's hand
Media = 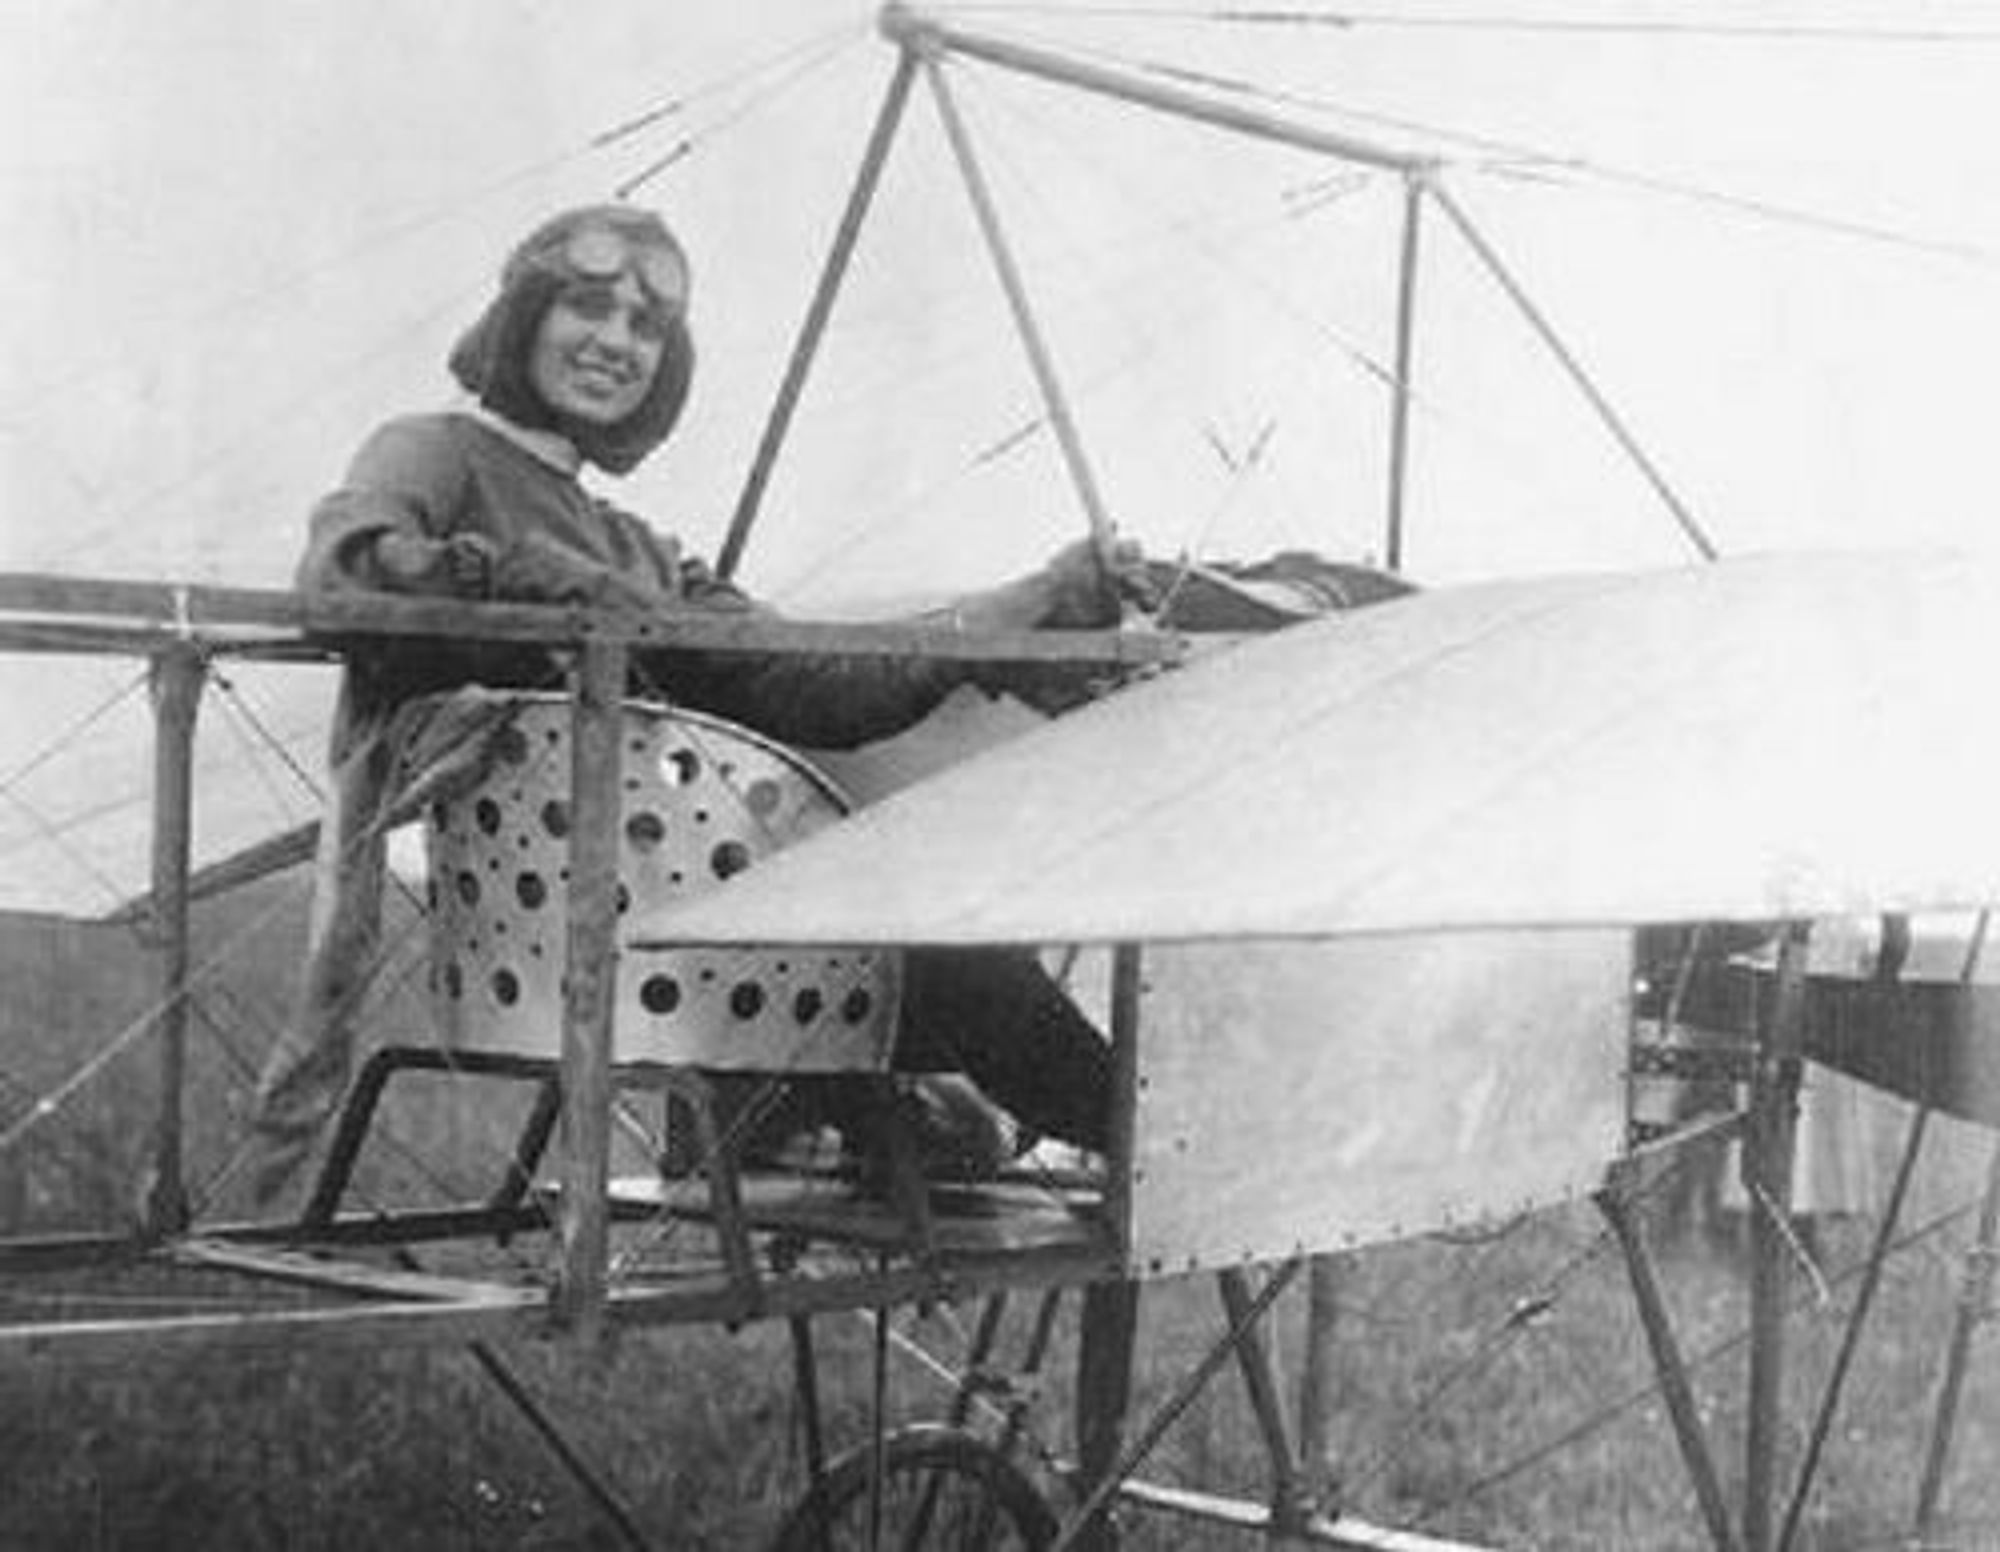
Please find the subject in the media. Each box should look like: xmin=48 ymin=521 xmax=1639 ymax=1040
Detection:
xmin=956 ymin=536 xmax=1156 ymax=631
xmin=372 ymin=532 xmax=497 ymax=596
xmin=494 ymin=533 xmax=664 ymax=610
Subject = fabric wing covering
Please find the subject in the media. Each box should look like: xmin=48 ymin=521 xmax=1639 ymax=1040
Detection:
xmin=633 ymin=548 xmax=2000 ymax=949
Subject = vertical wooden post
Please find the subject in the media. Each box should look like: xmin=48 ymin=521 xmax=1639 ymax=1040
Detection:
xmin=1073 ymin=1278 xmax=1140 ymax=1552
xmin=553 ymin=636 xmax=626 ymax=1337
xmin=1297 ymin=1254 xmax=1345 ymax=1508
xmin=1743 ymin=923 xmax=1810 ymax=1552
xmin=718 ymin=47 xmax=918 ymax=581
xmin=1071 ymin=942 xmax=1144 ymax=1551
xmin=145 ymin=643 xmax=205 ymax=1238
xmin=1103 ymin=943 xmax=1142 ymax=1257
xmin=1384 ymin=171 xmax=1425 ymax=575
xmin=1218 ymin=1265 xmax=1310 ymax=1531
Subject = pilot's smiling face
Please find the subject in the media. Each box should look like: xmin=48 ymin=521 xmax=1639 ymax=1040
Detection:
xmin=528 ymin=271 xmax=667 ymax=427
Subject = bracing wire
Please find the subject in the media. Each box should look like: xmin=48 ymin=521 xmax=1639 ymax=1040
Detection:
xmin=594 ymin=18 xmax=869 ymax=150
xmin=17 ymin=22 xmax=874 ymax=585
xmin=988 ymin=21 xmax=2000 ymax=271
xmin=955 ymin=51 xmax=1401 ymax=562
xmin=948 ymin=4 xmax=2000 ymax=44
xmin=754 ymin=48 xmax=1401 ymax=602
xmin=615 ymin=27 xmax=867 ymax=199
xmin=1337 ymin=1183 xmax=1650 ymax=1502
xmin=38 ymin=285 xmax=484 ymax=572
xmin=0 ymin=669 xmax=153 ymax=897
xmin=2 ymin=20 xmax=875 ymax=427
xmin=208 ymin=670 xmax=329 ymax=806
xmin=1428 ymin=1194 xmax=1984 ymax=1520
xmin=208 ymin=673 xmax=321 ymax=826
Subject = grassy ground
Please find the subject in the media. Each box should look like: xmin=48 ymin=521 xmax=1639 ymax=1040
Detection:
xmin=5 ymin=1193 xmax=1999 ymax=1551
xmin=6 ymin=887 xmax=1999 ymax=1548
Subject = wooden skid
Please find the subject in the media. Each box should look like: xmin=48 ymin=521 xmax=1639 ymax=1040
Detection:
xmin=1116 ymin=1479 xmax=1496 ymax=1550
xmin=0 ymin=1178 xmax=1117 ymax=1366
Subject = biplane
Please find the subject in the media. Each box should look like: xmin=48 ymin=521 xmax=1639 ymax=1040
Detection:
xmin=4 ymin=6 xmax=2000 ymax=1550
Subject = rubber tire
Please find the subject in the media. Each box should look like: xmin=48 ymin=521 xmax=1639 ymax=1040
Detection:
xmin=770 ymin=1423 xmax=1059 ymax=1551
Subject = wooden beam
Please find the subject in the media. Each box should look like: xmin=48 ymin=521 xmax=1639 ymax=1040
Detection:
xmin=144 ymin=645 xmax=205 ymax=1238
xmin=170 ymin=1240 xmax=520 ymax=1305
xmin=1385 ymin=173 xmax=1425 ymax=574
xmin=881 ymin=6 xmax=1432 ymax=174
xmin=1072 ymin=1278 xmax=1142 ymax=1552
xmin=553 ymin=638 xmax=627 ymax=1338
xmin=0 ymin=570 xmax=1181 ymax=666
xmin=1743 ymin=923 xmax=1810 ymax=1552
xmin=721 ymin=48 xmax=919 ymax=580
xmin=0 ymin=1239 xmax=1117 ymax=1367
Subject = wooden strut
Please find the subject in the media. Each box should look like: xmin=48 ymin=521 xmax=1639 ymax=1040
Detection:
xmin=1384 ymin=172 xmax=1425 ymax=575
xmin=1906 ymin=910 xmax=1996 ymax=1543
xmin=553 ymin=636 xmax=627 ymax=1337
xmin=1743 ymin=924 xmax=1811 ymax=1552
xmin=1298 ymin=1254 xmax=1347 ymax=1510
xmin=1218 ymin=1264 xmax=1315 ymax=1535
xmin=1067 ymin=941 xmax=1147 ymax=1552
xmin=1912 ymin=1124 xmax=2000 ymax=1535
xmin=1424 ymin=179 xmax=1719 ymax=564
xmin=717 ymin=47 xmax=918 ymax=582
xmin=916 ymin=42 xmax=1119 ymax=564
xmin=1056 ymin=1258 xmax=1304 ymax=1552
xmin=1597 ymin=1170 xmax=1742 ymax=1552
xmin=881 ymin=6 xmax=1430 ymax=175
xmin=144 ymin=643 xmax=205 ymax=1238
xmin=1775 ymin=1100 xmax=1929 ymax=1552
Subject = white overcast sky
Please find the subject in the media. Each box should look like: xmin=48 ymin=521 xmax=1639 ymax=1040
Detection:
xmin=2 ymin=0 xmax=1997 ymax=603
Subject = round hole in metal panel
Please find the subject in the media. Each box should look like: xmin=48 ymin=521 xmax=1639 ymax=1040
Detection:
xmin=494 ymin=725 xmax=530 ymax=766
xmin=746 ymin=778 xmax=783 ymax=817
xmin=730 ymin=982 xmax=765 ymax=1020
xmin=840 ymin=986 xmax=874 ymax=1025
xmin=474 ymin=797 xmax=502 ymax=836
xmin=626 ymin=810 xmax=666 ymax=850
xmin=793 ymin=987 xmax=824 ymax=1025
xmin=663 ymin=748 xmax=700 ymax=787
xmin=455 ymin=871 xmax=481 ymax=907
xmin=442 ymin=961 xmax=463 ymax=1000
xmin=541 ymin=798 xmax=570 ymax=838
xmin=493 ymin=967 xmax=520 ymax=1006
xmin=710 ymin=840 xmax=752 ymax=880
xmin=516 ymin=872 xmax=547 ymax=910
xmin=640 ymin=974 xmax=681 ymax=1015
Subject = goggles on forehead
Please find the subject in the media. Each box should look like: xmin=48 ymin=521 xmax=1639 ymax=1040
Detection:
xmin=563 ymin=224 xmax=690 ymax=312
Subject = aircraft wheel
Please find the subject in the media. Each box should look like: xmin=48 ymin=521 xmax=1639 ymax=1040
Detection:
xmin=769 ymin=1423 xmax=1058 ymax=1550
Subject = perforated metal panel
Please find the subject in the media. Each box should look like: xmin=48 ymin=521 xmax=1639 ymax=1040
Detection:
xmin=426 ymin=696 xmax=896 ymax=1072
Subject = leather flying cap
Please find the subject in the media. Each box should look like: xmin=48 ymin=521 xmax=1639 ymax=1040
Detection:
xmin=449 ymin=204 xmax=696 ymax=474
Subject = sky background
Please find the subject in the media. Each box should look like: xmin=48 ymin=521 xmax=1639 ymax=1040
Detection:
xmin=1 ymin=0 xmax=1999 ymax=910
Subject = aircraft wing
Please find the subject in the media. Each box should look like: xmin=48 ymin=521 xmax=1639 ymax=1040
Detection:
xmin=634 ymin=548 xmax=2000 ymax=949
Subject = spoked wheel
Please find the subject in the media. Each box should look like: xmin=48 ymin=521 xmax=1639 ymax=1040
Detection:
xmin=770 ymin=1423 xmax=1058 ymax=1551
